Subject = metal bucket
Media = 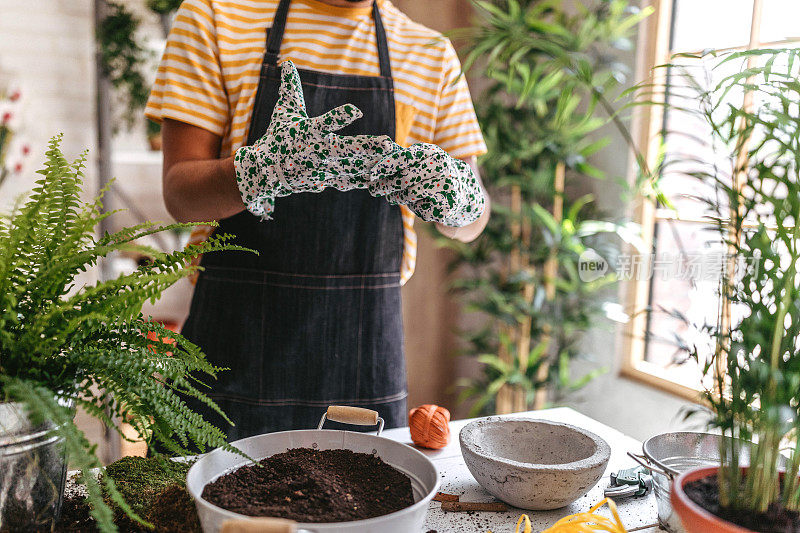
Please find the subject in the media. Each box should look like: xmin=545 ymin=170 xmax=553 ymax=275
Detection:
xmin=0 ymin=402 xmax=68 ymax=532
xmin=187 ymin=407 xmax=440 ymax=533
xmin=629 ymin=432 xmax=750 ymax=533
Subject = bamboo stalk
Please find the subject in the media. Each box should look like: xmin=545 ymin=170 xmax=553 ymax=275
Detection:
xmin=547 ymin=163 xmax=565 ymax=298
xmin=514 ymin=215 xmax=534 ymax=413
xmin=534 ymin=162 xmax=565 ymax=409
xmin=510 ymin=185 xmax=522 ymax=272
xmin=497 ymin=185 xmax=523 ymax=415
xmin=495 ymin=336 xmax=512 ymax=414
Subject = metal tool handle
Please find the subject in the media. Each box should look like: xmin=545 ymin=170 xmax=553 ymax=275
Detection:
xmin=221 ymin=518 xmax=296 ymax=533
xmin=627 ymin=451 xmax=673 ymax=478
xmin=604 ymin=484 xmax=642 ymax=499
xmin=318 ymin=406 xmax=384 ymax=436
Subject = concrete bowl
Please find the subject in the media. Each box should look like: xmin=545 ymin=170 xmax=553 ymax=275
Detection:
xmin=459 ymin=417 xmax=611 ymax=510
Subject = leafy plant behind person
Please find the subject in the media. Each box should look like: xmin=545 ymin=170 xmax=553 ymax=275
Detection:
xmin=145 ymin=0 xmax=182 ymax=14
xmin=450 ymin=0 xmax=655 ymax=414
xmin=0 ymin=135 xmax=252 ymax=532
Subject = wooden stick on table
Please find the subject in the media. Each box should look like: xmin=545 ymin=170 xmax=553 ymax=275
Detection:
xmin=441 ymin=501 xmax=510 ymax=512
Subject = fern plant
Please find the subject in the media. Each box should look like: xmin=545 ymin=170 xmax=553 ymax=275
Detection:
xmin=0 ymin=135 xmax=250 ymax=531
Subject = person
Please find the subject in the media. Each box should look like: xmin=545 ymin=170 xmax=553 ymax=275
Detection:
xmin=145 ymin=0 xmax=489 ymax=441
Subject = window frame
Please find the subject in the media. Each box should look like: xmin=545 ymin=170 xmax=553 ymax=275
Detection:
xmin=621 ymin=0 xmax=775 ymax=400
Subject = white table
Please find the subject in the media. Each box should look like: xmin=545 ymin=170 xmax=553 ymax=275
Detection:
xmin=382 ymin=407 xmax=660 ymax=533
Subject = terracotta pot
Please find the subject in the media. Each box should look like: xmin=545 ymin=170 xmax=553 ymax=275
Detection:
xmin=671 ymin=466 xmax=753 ymax=533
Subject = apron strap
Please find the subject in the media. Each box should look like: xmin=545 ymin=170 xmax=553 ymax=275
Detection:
xmin=264 ymin=0 xmax=291 ymax=66
xmin=372 ymin=1 xmax=392 ymax=78
xmin=263 ymin=0 xmax=392 ymax=78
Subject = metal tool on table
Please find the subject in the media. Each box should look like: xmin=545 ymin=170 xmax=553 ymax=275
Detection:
xmin=603 ymin=465 xmax=652 ymax=499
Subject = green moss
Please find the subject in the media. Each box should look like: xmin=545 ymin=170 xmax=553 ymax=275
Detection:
xmin=57 ymin=457 xmax=198 ymax=532
xmin=103 ymin=456 xmax=190 ymax=519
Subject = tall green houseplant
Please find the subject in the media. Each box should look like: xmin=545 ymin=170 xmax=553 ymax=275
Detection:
xmin=0 ymin=136 xmax=249 ymax=531
xmin=450 ymin=0 xmax=651 ymax=414
xmin=665 ymin=47 xmax=800 ymax=523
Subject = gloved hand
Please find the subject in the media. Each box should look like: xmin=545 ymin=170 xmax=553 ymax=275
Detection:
xmin=234 ymin=61 xmax=394 ymax=219
xmin=234 ymin=61 xmax=485 ymax=227
xmin=368 ymin=143 xmax=486 ymax=227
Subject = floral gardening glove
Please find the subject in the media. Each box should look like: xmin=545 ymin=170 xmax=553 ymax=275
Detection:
xmin=368 ymin=143 xmax=486 ymax=227
xmin=234 ymin=61 xmax=395 ymax=219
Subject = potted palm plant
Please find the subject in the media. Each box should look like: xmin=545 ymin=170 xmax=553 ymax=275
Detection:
xmin=0 ymin=135 xmax=249 ymax=531
xmin=655 ymin=47 xmax=800 ymax=532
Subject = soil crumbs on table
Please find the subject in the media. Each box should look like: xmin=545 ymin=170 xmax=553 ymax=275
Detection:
xmin=685 ymin=473 xmax=800 ymax=533
xmin=202 ymin=447 xmax=414 ymax=522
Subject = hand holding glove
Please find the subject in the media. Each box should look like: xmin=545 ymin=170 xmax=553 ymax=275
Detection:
xmin=368 ymin=143 xmax=486 ymax=227
xmin=234 ymin=61 xmax=394 ymax=219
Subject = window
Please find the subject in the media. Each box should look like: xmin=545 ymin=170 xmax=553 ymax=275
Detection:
xmin=622 ymin=0 xmax=800 ymax=399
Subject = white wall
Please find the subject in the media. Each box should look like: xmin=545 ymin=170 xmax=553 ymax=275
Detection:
xmin=0 ymin=0 xmax=97 ymax=204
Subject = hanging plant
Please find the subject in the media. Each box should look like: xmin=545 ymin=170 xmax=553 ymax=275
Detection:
xmin=95 ymin=0 xmax=181 ymax=132
xmin=96 ymin=2 xmax=152 ymax=130
xmin=145 ymin=0 xmax=182 ymax=14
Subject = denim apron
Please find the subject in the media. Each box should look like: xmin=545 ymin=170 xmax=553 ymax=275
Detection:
xmin=180 ymin=0 xmax=407 ymax=441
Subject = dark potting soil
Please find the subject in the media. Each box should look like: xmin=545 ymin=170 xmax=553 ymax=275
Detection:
xmin=684 ymin=474 xmax=800 ymax=533
xmin=148 ymin=483 xmax=203 ymax=532
xmin=55 ymin=493 xmax=98 ymax=533
xmin=56 ymin=484 xmax=202 ymax=533
xmin=54 ymin=456 xmax=201 ymax=533
xmin=201 ymin=447 xmax=414 ymax=523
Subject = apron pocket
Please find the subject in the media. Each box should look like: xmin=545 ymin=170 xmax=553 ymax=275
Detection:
xmin=257 ymin=271 xmax=404 ymax=406
xmin=181 ymin=266 xmax=265 ymax=401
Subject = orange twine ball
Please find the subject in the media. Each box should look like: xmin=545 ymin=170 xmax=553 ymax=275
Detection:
xmin=408 ymin=404 xmax=451 ymax=449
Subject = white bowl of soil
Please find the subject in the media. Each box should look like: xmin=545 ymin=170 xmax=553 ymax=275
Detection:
xmin=460 ymin=417 xmax=611 ymax=510
xmin=187 ymin=426 xmax=439 ymax=533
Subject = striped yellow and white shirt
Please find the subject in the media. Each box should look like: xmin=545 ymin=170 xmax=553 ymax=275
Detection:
xmin=146 ymin=0 xmax=486 ymax=283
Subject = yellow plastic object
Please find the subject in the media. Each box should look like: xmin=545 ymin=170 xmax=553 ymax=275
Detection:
xmin=542 ymin=498 xmax=627 ymax=532
xmin=491 ymin=498 xmax=627 ymax=533
xmin=515 ymin=514 xmax=532 ymax=533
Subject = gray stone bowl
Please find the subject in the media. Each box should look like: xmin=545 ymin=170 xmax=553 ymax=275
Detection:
xmin=459 ymin=417 xmax=611 ymax=510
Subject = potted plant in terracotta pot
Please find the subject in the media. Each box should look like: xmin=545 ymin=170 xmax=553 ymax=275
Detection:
xmin=649 ymin=47 xmax=800 ymax=533
xmin=0 ymin=135 xmax=249 ymax=531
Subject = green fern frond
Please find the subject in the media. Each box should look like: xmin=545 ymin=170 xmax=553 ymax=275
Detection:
xmin=0 ymin=135 xmax=255 ymax=532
